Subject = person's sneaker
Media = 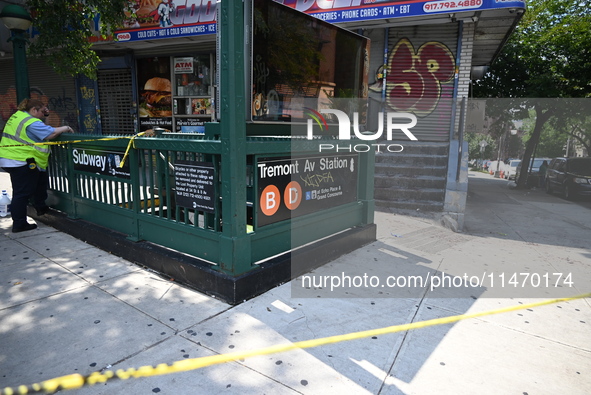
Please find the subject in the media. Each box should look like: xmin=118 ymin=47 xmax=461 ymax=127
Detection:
xmin=12 ymin=223 xmax=38 ymax=233
xmin=36 ymin=206 xmax=50 ymax=216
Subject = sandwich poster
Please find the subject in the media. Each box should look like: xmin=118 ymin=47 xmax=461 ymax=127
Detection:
xmin=137 ymin=56 xmax=173 ymax=131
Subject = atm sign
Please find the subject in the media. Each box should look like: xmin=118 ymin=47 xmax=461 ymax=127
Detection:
xmin=174 ymin=57 xmax=194 ymax=73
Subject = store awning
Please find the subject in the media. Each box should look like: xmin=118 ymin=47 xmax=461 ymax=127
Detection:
xmin=340 ymin=7 xmax=523 ymax=68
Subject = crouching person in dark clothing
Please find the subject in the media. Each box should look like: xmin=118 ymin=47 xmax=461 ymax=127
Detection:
xmin=0 ymin=99 xmax=74 ymax=233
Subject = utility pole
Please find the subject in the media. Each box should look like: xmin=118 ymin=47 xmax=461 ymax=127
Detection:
xmin=479 ymin=139 xmax=488 ymax=169
xmin=494 ymin=134 xmax=503 ymax=178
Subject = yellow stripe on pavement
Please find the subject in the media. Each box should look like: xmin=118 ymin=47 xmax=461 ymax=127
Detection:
xmin=2 ymin=292 xmax=589 ymax=394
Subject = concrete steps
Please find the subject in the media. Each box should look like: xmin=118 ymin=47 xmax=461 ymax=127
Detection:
xmin=374 ymin=141 xmax=449 ymax=212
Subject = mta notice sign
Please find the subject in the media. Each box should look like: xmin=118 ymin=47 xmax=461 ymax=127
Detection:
xmin=174 ymin=161 xmax=216 ymax=213
xmin=257 ymin=154 xmax=358 ymax=227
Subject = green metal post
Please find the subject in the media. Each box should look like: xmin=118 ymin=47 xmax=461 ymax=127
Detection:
xmin=358 ymin=150 xmax=376 ymax=225
xmin=9 ymin=31 xmax=30 ymax=103
xmin=218 ymin=0 xmax=252 ymax=275
xmin=66 ymin=145 xmax=79 ymax=219
xmin=1 ymin=4 xmax=32 ymax=103
xmin=128 ymin=147 xmax=141 ymax=241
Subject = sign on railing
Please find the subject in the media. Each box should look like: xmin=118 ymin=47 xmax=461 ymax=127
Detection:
xmin=174 ymin=161 xmax=216 ymax=213
xmin=257 ymin=153 xmax=358 ymax=227
xmin=72 ymin=148 xmax=131 ymax=179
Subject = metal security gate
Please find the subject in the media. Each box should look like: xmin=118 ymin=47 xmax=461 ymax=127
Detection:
xmin=97 ymin=69 xmax=135 ymax=134
xmin=386 ymin=23 xmax=459 ymax=142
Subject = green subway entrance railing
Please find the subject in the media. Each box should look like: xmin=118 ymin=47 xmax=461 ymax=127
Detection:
xmin=47 ymin=133 xmax=375 ymax=278
xmin=42 ymin=2 xmax=376 ymax=302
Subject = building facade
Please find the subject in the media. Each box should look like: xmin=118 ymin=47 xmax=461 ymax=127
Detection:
xmin=0 ymin=0 xmax=527 ymax=227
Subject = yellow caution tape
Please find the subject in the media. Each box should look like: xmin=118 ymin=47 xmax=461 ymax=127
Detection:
xmin=0 ymin=132 xmax=146 ymax=171
xmin=1 ymin=292 xmax=589 ymax=394
xmin=0 ymin=135 xmax=137 ymax=149
xmin=118 ymin=132 xmax=146 ymax=168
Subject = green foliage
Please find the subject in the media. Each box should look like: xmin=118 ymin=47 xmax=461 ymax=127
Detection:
xmin=474 ymin=0 xmax=591 ymax=99
xmin=25 ymin=0 xmax=128 ymax=79
xmin=465 ymin=131 xmax=496 ymax=160
xmin=547 ymin=109 xmax=591 ymax=155
xmin=472 ymin=0 xmax=591 ymax=187
xmin=520 ymin=113 xmax=567 ymax=157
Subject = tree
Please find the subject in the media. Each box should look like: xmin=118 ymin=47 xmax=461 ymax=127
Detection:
xmin=466 ymin=131 xmax=495 ymax=164
xmin=473 ymin=0 xmax=591 ymax=188
xmin=25 ymin=0 xmax=129 ymax=79
xmin=520 ymin=110 xmax=568 ymax=158
xmin=547 ymin=108 xmax=591 ymax=155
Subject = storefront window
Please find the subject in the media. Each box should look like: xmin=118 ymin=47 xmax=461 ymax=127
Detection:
xmin=173 ymin=54 xmax=213 ymax=117
xmin=136 ymin=54 xmax=214 ymax=134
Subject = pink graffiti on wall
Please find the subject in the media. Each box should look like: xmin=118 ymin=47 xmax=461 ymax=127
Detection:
xmin=386 ymin=38 xmax=455 ymax=116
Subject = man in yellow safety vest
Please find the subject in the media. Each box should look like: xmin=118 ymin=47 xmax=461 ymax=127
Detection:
xmin=0 ymin=98 xmax=74 ymax=232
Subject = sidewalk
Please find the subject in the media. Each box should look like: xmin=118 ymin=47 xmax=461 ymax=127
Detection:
xmin=1 ymin=170 xmax=590 ymax=394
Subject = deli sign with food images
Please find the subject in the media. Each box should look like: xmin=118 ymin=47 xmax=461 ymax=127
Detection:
xmin=82 ymin=0 xmax=525 ymax=44
xmin=139 ymin=76 xmax=172 ymax=118
xmin=113 ymin=0 xmax=218 ymax=42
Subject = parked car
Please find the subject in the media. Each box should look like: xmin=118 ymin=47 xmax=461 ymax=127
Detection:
xmin=515 ymin=157 xmax=552 ymax=187
xmin=504 ymin=159 xmax=521 ymax=180
xmin=545 ymin=157 xmax=591 ymax=199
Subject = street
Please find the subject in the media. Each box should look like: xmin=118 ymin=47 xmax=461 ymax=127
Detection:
xmin=465 ymin=170 xmax=591 ymax=246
